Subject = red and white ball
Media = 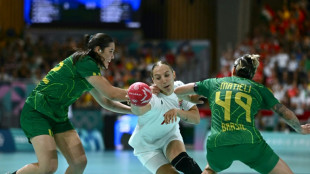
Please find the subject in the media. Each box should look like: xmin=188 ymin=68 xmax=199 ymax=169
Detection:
xmin=128 ymin=82 xmax=152 ymax=106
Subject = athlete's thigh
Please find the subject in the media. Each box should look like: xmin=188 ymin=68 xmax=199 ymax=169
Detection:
xmin=142 ymin=152 xmax=176 ymax=174
xmin=207 ymin=146 xmax=233 ymax=172
xmin=269 ymin=158 xmax=293 ymax=174
xmin=240 ymin=141 xmax=279 ymax=174
xmin=156 ymin=164 xmax=179 ymax=174
xmin=31 ymin=135 xmax=58 ymax=168
xmin=54 ymin=130 xmax=86 ymax=164
xmin=20 ymin=103 xmax=54 ymax=142
xmin=165 ymin=140 xmax=186 ymax=162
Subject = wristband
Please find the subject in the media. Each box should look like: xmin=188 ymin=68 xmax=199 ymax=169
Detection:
xmin=193 ymin=83 xmax=198 ymax=92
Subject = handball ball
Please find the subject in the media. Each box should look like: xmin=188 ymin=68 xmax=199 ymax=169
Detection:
xmin=128 ymin=82 xmax=152 ymax=106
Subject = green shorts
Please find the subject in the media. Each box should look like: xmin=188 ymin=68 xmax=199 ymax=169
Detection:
xmin=207 ymin=140 xmax=279 ymax=174
xmin=20 ymin=103 xmax=74 ymax=143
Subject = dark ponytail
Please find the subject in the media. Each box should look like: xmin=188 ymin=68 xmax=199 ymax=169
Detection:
xmin=72 ymin=33 xmax=114 ymax=67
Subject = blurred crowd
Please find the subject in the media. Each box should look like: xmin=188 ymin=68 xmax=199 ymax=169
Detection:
xmin=1 ymin=1 xmax=310 ymax=132
xmin=0 ymin=33 xmax=197 ymax=109
xmin=218 ymin=1 xmax=310 ymax=131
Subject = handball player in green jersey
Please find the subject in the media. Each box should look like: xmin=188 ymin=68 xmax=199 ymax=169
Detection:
xmin=10 ymin=33 xmax=132 ymax=174
xmin=175 ymin=54 xmax=310 ymax=174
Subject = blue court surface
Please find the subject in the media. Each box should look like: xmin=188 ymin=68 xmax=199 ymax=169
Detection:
xmin=1 ymin=149 xmax=309 ymax=174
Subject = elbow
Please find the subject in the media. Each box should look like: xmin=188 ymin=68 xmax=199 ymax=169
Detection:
xmin=188 ymin=115 xmax=200 ymax=124
xmin=191 ymin=111 xmax=201 ymax=124
xmin=174 ymin=87 xmax=181 ymax=95
xmin=193 ymin=117 xmax=200 ymax=124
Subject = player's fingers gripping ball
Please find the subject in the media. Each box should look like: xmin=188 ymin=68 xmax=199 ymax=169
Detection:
xmin=128 ymin=82 xmax=152 ymax=106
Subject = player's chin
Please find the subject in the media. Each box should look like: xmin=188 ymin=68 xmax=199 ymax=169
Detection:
xmin=163 ymin=88 xmax=173 ymax=95
xmin=104 ymin=62 xmax=109 ymax=69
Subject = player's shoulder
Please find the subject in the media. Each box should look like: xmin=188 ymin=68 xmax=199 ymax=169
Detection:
xmin=82 ymin=55 xmax=96 ymax=62
xmin=75 ymin=55 xmax=95 ymax=64
xmin=247 ymin=79 xmax=265 ymax=88
xmin=198 ymin=77 xmax=224 ymax=86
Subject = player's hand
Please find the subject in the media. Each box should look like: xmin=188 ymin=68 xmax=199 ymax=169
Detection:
xmin=201 ymin=170 xmax=208 ymax=174
xmin=162 ymin=109 xmax=178 ymax=125
xmin=300 ymin=124 xmax=310 ymax=134
xmin=125 ymin=93 xmax=131 ymax=105
xmin=190 ymin=95 xmax=206 ymax=104
xmin=150 ymin=84 xmax=160 ymax=96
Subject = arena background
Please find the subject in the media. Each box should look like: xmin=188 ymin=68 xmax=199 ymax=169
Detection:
xmin=0 ymin=0 xmax=310 ymax=173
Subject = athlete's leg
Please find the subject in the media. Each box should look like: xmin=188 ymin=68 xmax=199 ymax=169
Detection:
xmin=156 ymin=164 xmax=178 ymax=174
xmin=54 ymin=130 xmax=87 ymax=174
xmin=166 ymin=140 xmax=202 ymax=174
xmin=202 ymin=164 xmax=217 ymax=174
xmin=17 ymin=135 xmax=58 ymax=174
xmin=165 ymin=140 xmax=186 ymax=160
xmin=140 ymin=152 xmax=178 ymax=174
xmin=268 ymin=158 xmax=293 ymax=174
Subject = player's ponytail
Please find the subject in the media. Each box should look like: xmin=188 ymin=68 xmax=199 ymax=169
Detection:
xmin=84 ymin=34 xmax=92 ymax=49
xmin=234 ymin=54 xmax=259 ymax=79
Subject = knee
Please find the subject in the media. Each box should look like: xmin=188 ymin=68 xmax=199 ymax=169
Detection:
xmin=70 ymin=155 xmax=87 ymax=170
xmin=39 ymin=161 xmax=58 ymax=174
xmin=171 ymin=152 xmax=202 ymax=174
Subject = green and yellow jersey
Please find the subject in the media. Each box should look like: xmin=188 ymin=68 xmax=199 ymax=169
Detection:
xmin=25 ymin=55 xmax=101 ymax=122
xmin=195 ymin=76 xmax=279 ymax=148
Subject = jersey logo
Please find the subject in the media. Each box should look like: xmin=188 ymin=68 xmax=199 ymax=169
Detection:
xmin=92 ymin=72 xmax=101 ymax=76
xmin=43 ymin=77 xmax=49 ymax=84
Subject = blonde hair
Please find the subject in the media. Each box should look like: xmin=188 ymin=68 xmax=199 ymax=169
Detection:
xmin=234 ymin=54 xmax=260 ymax=79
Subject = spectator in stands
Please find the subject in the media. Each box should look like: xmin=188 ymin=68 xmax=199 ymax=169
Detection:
xmin=8 ymin=33 xmax=132 ymax=174
xmin=175 ymin=54 xmax=310 ymax=174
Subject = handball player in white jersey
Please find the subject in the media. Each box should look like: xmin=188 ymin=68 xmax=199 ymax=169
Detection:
xmin=129 ymin=61 xmax=203 ymax=174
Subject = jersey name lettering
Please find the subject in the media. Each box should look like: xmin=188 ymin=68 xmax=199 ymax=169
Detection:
xmin=222 ymin=122 xmax=246 ymax=132
xmin=220 ymin=82 xmax=251 ymax=93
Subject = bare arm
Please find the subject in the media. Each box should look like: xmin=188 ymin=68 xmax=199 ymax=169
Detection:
xmin=174 ymin=83 xmax=196 ymax=102
xmin=90 ymin=88 xmax=132 ymax=114
xmin=131 ymin=103 xmax=151 ymax=116
xmin=174 ymin=83 xmax=204 ymax=104
xmin=272 ymin=103 xmax=310 ymax=134
xmin=174 ymin=83 xmax=196 ymax=96
xmin=86 ymin=76 xmax=128 ymax=101
xmin=163 ymin=105 xmax=200 ymax=124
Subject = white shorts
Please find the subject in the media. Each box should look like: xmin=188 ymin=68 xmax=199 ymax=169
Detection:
xmin=141 ymin=152 xmax=170 ymax=174
xmin=134 ymin=134 xmax=183 ymax=174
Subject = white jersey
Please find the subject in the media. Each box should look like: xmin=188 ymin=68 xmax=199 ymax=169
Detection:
xmin=128 ymin=81 xmax=195 ymax=155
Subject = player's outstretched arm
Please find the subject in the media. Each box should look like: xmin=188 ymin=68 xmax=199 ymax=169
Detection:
xmin=90 ymin=88 xmax=132 ymax=114
xmin=174 ymin=83 xmax=204 ymax=104
xmin=86 ymin=75 xmax=128 ymax=101
xmin=272 ymin=103 xmax=310 ymax=134
xmin=174 ymin=83 xmax=196 ymax=96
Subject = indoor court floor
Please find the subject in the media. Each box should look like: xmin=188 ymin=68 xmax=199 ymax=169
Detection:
xmin=1 ymin=149 xmax=309 ymax=174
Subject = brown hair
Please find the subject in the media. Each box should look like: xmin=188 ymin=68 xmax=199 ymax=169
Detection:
xmin=72 ymin=33 xmax=114 ymax=67
xmin=150 ymin=60 xmax=174 ymax=78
